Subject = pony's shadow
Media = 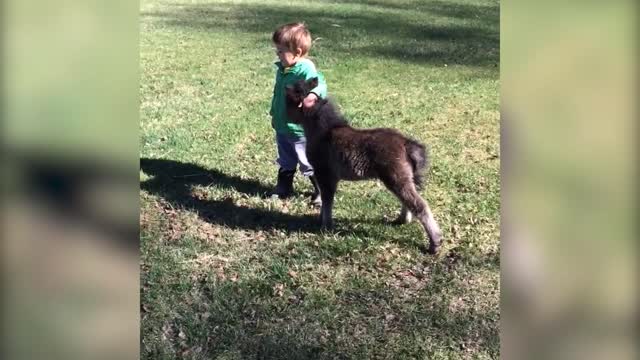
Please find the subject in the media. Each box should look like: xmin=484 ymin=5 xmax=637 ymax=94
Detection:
xmin=141 ymin=158 xmax=332 ymax=234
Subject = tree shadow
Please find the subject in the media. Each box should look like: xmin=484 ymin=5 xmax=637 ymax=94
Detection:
xmin=141 ymin=0 xmax=499 ymax=67
xmin=333 ymin=0 xmax=499 ymax=23
xmin=143 ymin=270 xmax=499 ymax=359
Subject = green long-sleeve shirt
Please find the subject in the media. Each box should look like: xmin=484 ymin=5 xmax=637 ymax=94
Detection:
xmin=270 ymin=58 xmax=327 ymax=137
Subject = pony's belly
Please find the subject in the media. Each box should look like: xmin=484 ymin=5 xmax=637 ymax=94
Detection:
xmin=310 ymin=144 xmax=376 ymax=180
xmin=336 ymin=160 xmax=375 ymax=181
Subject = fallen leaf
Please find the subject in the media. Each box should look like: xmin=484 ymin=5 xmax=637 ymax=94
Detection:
xmin=273 ymin=283 xmax=285 ymax=297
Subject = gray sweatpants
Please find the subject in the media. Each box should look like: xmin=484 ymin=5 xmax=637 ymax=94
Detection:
xmin=275 ymin=133 xmax=314 ymax=176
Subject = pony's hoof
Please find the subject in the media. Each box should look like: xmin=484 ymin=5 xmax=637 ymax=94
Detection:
xmin=320 ymin=222 xmax=334 ymax=231
xmin=391 ymin=217 xmax=411 ymax=225
xmin=427 ymin=244 xmax=440 ymax=255
xmin=420 ymin=239 xmax=441 ymax=255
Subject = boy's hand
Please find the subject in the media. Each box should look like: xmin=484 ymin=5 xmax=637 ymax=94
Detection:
xmin=302 ymin=93 xmax=318 ymax=113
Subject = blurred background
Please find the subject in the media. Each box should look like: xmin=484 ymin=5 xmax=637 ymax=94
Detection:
xmin=501 ymin=0 xmax=637 ymax=359
xmin=1 ymin=0 xmax=636 ymax=359
xmin=3 ymin=1 xmax=139 ymax=359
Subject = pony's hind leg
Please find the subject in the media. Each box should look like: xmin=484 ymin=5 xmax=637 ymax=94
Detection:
xmin=416 ymin=199 xmax=443 ymax=254
xmin=384 ymin=177 xmax=443 ymax=254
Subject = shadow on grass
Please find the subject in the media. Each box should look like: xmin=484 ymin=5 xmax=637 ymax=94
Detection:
xmin=140 ymin=157 xmax=499 ymax=358
xmin=333 ymin=0 xmax=499 ymax=21
xmin=141 ymin=0 xmax=499 ymax=67
xmin=141 ymin=158 xmax=378 ymax=241
xmin=140 ymin=157 xmax=447 ymax=253
xmin=141 ymin=158 xmax=321 ymax=233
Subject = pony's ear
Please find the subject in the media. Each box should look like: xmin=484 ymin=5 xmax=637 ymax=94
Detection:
xmin=307 ymin=77 xmax=318 ymax=90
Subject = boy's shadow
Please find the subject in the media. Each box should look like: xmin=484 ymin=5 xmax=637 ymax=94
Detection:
xmin=140 ymin=158 xmax=322 ymax=233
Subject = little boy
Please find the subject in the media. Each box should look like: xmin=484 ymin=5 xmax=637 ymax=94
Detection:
xmin=269 ymin=22 xmax=326 ymax=205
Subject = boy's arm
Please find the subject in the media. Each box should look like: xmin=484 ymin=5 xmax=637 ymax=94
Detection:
xmin=270 ymin=94 xmax=274 ymax=117
xmin=305 ymin=71 xmax=327 ymax=99
xmin=300 ymin=61 xmax=327 ymax=98
xmin=301 ymin=71 xmax=326 ymax=111
xmin=269 ymin=76 xmax=277 ymax=117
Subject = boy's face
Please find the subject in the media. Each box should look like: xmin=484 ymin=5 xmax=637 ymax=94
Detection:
xmin=275 ymin=44 xmax=302 ymax=67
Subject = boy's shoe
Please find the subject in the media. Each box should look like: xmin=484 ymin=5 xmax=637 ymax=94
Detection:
xmin=270 ymin=168 xmax=295 ymax=199
xmin=309 ymin=175 xmax=322 ymax=207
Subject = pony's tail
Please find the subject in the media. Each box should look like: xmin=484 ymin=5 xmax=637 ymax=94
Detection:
xmin=406 ymin=139 xmax=429 ymax=190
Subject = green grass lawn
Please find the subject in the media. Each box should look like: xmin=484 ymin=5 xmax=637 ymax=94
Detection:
xmin=140 ymin=0 xmax=499 ymax=358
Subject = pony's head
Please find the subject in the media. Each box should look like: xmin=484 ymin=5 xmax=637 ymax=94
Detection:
xmin=285 ymin=77 xmax=319 ymax=123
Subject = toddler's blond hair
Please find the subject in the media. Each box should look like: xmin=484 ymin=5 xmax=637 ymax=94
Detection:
xmin=272 ymin=22 xmax=312 ymax=55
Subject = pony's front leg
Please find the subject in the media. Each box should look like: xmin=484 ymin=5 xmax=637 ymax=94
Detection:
xmin=317 ymin=176 xmax=337 ymax=230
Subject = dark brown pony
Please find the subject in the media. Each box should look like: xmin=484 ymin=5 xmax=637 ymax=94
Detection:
xmin=285 ymin=78 xmax=443 ymax=254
